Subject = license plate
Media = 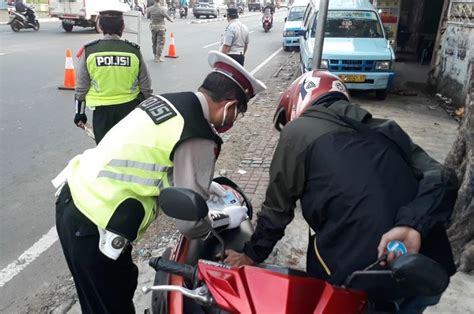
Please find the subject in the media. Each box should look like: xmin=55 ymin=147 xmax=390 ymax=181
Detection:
xmin=339 ymin=75 xmax=366 ymax=83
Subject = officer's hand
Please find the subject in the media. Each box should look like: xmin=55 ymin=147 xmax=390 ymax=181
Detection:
xmin=377 ymin=226 xmax=421 ymax=264
xmin=224 ymin=249 xmax=255 ymax=267
xmin=74 ymin=113 xmax=87 ymax=129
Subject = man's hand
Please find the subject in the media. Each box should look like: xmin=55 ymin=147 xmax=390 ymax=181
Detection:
xmin=224 ymin=249 xmax=256 ymax=267
xmin=377 ymin=226 xmax=421 ymax=263
xmin=74 ymin=113 xmax=87 ymax=129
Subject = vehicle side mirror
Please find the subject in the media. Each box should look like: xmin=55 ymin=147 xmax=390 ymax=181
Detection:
xmin=284 ymin=17 xmax=287 ymax=22
xmin=159 ymin=187 xmax=209 ymax=221
xmin=298 ymin=28 xmax=307 ymax=39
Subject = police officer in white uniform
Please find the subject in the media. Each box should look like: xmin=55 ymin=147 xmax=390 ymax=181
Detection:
xmin=220 ymin=7 xmax=249 ymax=66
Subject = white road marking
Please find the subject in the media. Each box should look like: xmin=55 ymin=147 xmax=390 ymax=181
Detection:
xmin=0 ymin=226 xmax=58 ymax=287
xmin=251 ymin=47 xmax=283 ymax=75
xmin=0 ymin=53 xmax=5 ymax=56
xmin=202 ymin=41 xmax=220 ymax=48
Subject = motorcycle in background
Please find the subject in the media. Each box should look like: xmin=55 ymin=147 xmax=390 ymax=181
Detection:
xmin=262 ymin=7 xmax=272 ymax=32
xmin=168 ymin=4 xmax=177 ymax=19
xmin=143 ymin=180 xmax=450 ymax=313
xmin=179 ymin=5 xmax=188 ymax=19
xmin=7 ymin=6 xmax=40 ymax=32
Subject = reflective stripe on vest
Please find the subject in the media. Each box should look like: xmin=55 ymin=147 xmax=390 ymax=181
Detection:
xmin=67 ymin=102 xmax=184 ymax=241
xmin=85 ymin=51 xmax=140 ymax=107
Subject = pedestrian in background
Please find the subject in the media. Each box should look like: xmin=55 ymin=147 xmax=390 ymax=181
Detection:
xmin=147 ymin=0 xmax=174 ymax=62
xmin=220 ymin=7 xmax=249 ymax=66
xmin=74 ymin=7 xmax=153 ymax=144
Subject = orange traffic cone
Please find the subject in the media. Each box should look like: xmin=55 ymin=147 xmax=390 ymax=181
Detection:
xmin=165 ymin=32 xmax=179 ymax=58
xmin=58 ymin=48 xmax=76 ymax=90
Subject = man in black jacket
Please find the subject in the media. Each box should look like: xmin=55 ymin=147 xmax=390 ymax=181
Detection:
xmin=225 ymin=70 xmax=458 ymax=312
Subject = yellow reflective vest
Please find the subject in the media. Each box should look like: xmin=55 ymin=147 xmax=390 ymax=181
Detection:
xmin=84 ymin=39 xmax=141 ymax=107
xmin=67 ymin=93 xmax=222 ymax=241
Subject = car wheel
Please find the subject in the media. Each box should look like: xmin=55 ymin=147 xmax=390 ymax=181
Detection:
xmin=62 ymin=21 xmax=73 ymax=32
xmin=283 ymin=45 xmax=290 ymax=52
xmin=194 ymin=14 xmax=199 ymax=18
xmin=375 ymin=89 xmax=388 ymax=100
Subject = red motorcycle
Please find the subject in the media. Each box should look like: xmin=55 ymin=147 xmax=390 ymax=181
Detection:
xmin=262 ymin=16 xmax=272 ymax=32
xmin=143 ymin=182 xmax=449 ymax=313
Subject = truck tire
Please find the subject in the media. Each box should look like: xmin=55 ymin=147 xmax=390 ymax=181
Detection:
xmin=62 ymin=21 xmax=73 ymax=32
xmin=375 ymin=89 xmax=388 ymax=100
xmin=94 ymin=19 xmax=100 ymax=33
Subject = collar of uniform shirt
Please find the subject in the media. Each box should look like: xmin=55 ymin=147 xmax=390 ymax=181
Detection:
xmin=195 ymin=92 xmax=210 ymax=122
xmin=102 ymin=34 xmax=121 ymax=40
xmin=228 ymin=19 xmax=240 ymax=25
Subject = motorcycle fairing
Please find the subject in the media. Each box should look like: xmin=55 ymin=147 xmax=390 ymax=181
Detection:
xmin=197 ymin=262 xmax=367 ymax=314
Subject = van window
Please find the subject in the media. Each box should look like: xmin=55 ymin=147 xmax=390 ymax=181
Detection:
xmin=302 ymin=5 xmax=313 ymax=29
xmin=288 ymin=6 xmax=305 ymax=21
xmin=310 ymin=10 xmax=383 ymax=38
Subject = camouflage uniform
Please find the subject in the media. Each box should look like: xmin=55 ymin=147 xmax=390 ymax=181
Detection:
xmin=147 ymin=3 xmax=173 ymax=62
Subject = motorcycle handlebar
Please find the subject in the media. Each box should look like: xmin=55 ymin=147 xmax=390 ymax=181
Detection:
xmin=149 ymin=257 xmax=196 ymax=282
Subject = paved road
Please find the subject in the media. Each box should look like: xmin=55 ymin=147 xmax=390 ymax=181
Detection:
xmin=0 ymin=10 xmax=288 ymax=312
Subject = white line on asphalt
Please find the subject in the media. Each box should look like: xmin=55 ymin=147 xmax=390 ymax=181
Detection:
xmin=250 ymin=47 xmax=283 ymax=75
xmin=0 ymin=53 xmax=5 ymax=56
xmin=0 ymin=226 xmax=58 ymax=287
xmin=202 ymin=41 xmax=220 ymax=48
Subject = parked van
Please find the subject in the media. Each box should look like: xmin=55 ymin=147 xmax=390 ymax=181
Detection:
xmin=49 ymin=0 xmax=131 ymax=32
xmin=282 ymin=0 xmax=308 ymax=51
xmin=299 ymin=0 xmax=395 ymax=100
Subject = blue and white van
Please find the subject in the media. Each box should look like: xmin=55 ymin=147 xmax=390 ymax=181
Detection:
xmin=282 ymin=0 xmax=308 ymax=51
xmin=299 ymin=0 xmax=395 ymax=100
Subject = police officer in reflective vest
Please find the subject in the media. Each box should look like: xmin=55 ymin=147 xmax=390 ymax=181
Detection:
xmin=74 ymin=7 xmax=153 ymax=144
xmin=55 ymin=51 xmax=266 ymax=313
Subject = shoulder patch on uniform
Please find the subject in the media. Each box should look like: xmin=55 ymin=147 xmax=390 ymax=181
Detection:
xmin=124 ymin=39 xmax=140 ymax=50
xmin=84 ymin=39 xmax=101 ymax=48
xmin=139 ymin=96 xmax=177 ymax=125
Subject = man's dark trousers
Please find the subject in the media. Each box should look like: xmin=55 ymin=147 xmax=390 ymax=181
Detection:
xmin=228 ymin=54 xmax=245 ymax=66
xmin=92 ymin=98 xmax=139 ymax=144
xmin=55 ymin=184 xmax=138 ymax=314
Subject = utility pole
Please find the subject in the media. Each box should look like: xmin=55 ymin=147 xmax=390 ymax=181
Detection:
xmin=311 ymin=0 xmax=329 ymax=70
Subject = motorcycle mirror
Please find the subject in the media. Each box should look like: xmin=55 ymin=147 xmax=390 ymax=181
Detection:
xmin=159 ymin=187 xmax=209 ymax=221
xmin=391 ymin=253 xmax=449 ymax=296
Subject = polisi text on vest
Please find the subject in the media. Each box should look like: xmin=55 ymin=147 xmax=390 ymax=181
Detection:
xmin=96 ymin=56 xmax=131 ymax=67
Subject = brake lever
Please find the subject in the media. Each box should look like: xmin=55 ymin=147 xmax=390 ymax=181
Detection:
xmin=142 ymin=285 xmax=213 ymax=305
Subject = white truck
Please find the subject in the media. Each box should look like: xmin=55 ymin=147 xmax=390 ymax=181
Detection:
xmin=48 ymin=0 xmax=131 ymax=33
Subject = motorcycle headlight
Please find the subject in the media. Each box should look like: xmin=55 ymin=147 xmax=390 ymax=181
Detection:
xmin=375 ymin=61 xmax=392 ymax=70
xmin=320 ymin=59 xmax=329 ymax=69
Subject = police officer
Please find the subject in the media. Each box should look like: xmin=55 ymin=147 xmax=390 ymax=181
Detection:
xmin=74 ymin=7 xmax=153 ymax=144
xmin=220 ymin=7 xmax=249 ymax=66
xmin=55 ymin=51 xmax=266 ymax=313
xmin=147 ymin=0 xmax=173 ymax=62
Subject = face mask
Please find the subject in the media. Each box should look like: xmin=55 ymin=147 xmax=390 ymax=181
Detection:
xmin=216 ymin=101 xmax=238 ymax=133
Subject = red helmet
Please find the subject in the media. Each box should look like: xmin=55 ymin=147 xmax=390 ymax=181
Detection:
xmin=273 ymin=70 xmax=350 ymax=131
